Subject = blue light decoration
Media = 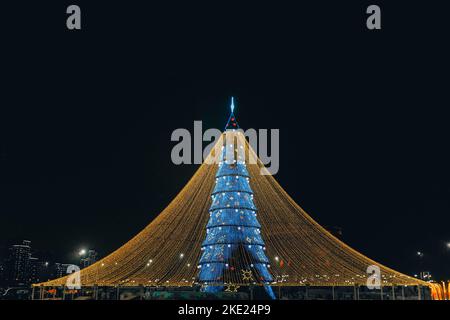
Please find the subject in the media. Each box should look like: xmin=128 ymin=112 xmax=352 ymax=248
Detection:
xmin=198 ymin=97 xmax=276 ymax=299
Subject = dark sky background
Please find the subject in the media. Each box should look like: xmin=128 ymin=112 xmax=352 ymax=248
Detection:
xmin=1 ymin=1 xmax=449 ymax=279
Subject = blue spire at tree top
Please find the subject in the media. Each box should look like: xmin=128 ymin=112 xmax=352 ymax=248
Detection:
xmin=225 ymin=97 xmax=239 ymax=130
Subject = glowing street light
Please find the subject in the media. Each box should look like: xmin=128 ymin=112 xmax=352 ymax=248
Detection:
xmin=416 ymin=251 xmax=424 ymax=258
xmin=79 ymin=249 xmax=87 ymax=256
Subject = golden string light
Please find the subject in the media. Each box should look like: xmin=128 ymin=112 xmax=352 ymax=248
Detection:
xmin=35 ymin=131 xmax=429 ymax=289
xmin=429 ymin=281 xmax=450 ymax=300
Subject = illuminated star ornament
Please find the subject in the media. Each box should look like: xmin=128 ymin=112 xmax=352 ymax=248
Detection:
xmin=225 ymin=284 xmax=240 ymax=293
xmin=241 ymin=269 xmax=253 ymax=281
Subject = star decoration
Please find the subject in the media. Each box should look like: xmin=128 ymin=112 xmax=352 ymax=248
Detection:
xmin=225 ymin=284 xmax=240 ymax=292
xmin=241 ymin=269 xmax=253 ymax=281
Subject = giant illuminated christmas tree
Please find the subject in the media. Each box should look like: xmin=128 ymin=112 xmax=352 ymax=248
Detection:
xmin=198 ymin=98 xmax=276 ymax=299
xmin=36 ymin=98 xmax=431 ymax=300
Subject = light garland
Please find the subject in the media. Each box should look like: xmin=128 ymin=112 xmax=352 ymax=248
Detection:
xmin=35 ymin=131 xmax=429 ymax=289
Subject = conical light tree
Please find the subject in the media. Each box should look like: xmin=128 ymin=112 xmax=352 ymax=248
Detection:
xmin=198 ymin=98 xmax=275 ymax=298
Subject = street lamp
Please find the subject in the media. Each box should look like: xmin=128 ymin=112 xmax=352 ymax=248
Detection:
xmin=79 ymin=249 xmax=87 ymax=256
xmin=446 ymin=242 xmax=450 ymax=249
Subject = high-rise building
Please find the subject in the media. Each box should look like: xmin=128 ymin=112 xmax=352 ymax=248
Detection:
xmin=0 ymin=262 xmax=4 ymax=285
xmin=80 ymin=249 xmax=98 ymax=268
xmin=2 ymin=240 xmax=48 ymax=286
xmin=28 ymin=257 xmax=50 ymax=284
xmin=54 ymin=263 xmax=72 ymax=279
xmin=420 ymin=271 xmax=432 ymax=281
xmin=8 ymin=240 xmax=32 ymax=286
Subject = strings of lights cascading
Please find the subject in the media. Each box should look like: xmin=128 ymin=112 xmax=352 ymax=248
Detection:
xmin=242 ymin=134 xmax=422 ymax=286
xmin=36 ymin=130 xmax=430 ymax=290
xmin=428 ymin=282 xmax=450 ymax=300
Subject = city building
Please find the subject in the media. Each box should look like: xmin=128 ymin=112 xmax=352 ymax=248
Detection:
xmin=1 ymin=240 xmax=51 ymax=286
xmin=80 ymin=249 xmax=98 ymax=268
xmin=54 ymin=263 xmax=73 ymax=279
xmin=0 ymin=262 xmax=4 ymax=285
xmin=28 ymin=257 xmax=51 ymax=284
xmin=420 ymin=271 xmax=432 ymax=281
xmin=8 ymin=240 xmax=32 ymax=286
xmin=29 ymin=257 xmax=40 ymax=284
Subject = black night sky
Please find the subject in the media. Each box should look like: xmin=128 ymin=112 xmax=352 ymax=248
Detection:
xmin=1 ymin=1 xmax=449 ymax=280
